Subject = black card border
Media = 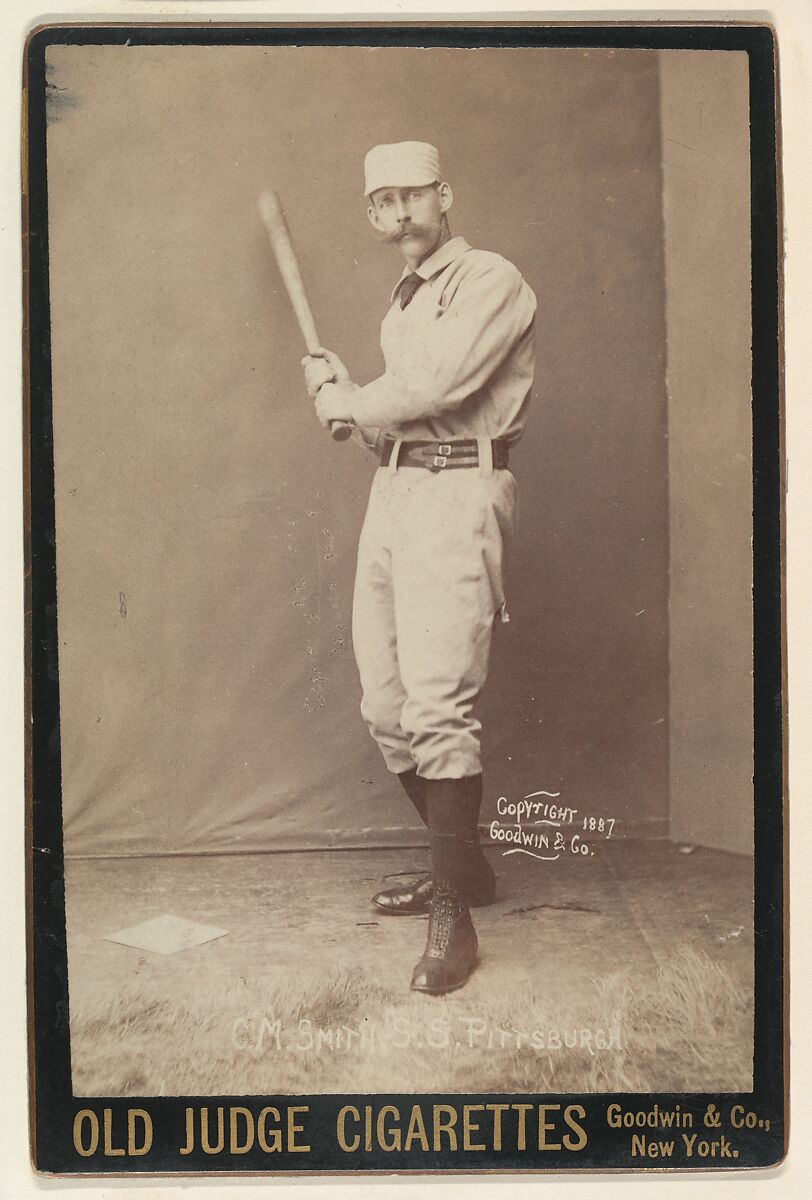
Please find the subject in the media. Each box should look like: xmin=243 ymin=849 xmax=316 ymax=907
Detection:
xmin=24 ymin=19 xmax=786 ymax=1177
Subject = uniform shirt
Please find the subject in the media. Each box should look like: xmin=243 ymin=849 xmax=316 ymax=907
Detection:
xmin=349 ymin=235 xmax=537 ymax=446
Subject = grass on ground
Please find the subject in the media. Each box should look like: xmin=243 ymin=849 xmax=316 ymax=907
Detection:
xmin=69 ymin=944 xmax=752 ymax=1096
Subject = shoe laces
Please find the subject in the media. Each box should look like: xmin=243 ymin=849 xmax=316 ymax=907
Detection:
xmin=427 ymin=889 xmax=466 ymax=956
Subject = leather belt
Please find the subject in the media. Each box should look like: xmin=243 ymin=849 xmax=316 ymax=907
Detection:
xmin=379 ymin=437 xmax=510 ymax=471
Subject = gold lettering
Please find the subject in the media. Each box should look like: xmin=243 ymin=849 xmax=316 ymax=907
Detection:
xmin=433 ymin=1104 xmax=458 ymax=1151
xmin=127 ymin=1109 xmax=152 ymax=1156
xmin=336 ymin=1106 xmax=360 ymax=1153
xmin=257 ymin=1107 xmax=282 ymax=1153
xmin=103 ymin=1108 xmax=125 ymax=1157
xmin=463 ymin=1105 xmax=486 ymax=1151
xmin=538 ymin=1104 xmax=562 ymax=1150
xmin=230 ymin=1107 xmax=254 ymax=1154
xmin=486 ymin=1103 xmax=509 ymax=1151
xmin=377 ymin=1105 xmax=401 ymax=1152
xmin=179 ymin=1107 xmax=195 ymax=1155
xmin=512 ymin=1104 xmax=533 ymax=1151
xmin=404 ymin=1105 xmax=429 ymax=1152
xmin=73 ymin=1110 xmax=99 ymax=1157
xmin=201 ymin=1107 xmax=225 ymax=1155
xmin=287 ymin=1105 xmax=310 ymax=1152
xmin=563 ymin=1104 xmax=588 ymax=1151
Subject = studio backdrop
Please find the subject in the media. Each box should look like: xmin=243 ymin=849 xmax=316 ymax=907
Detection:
xmin=44 ymin=44 xmax=751 ymax=857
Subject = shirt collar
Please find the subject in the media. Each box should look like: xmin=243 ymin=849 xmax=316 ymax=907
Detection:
xmin=390 ymin=236 xmax=471 ymax=303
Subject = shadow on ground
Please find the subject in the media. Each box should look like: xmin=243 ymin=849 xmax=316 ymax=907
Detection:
xmin=64 ymin=841 xmax=753 ymax=1096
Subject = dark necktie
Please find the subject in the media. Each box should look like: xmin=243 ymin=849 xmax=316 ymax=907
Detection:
xmin=399 ymin=272 xmax=425 ymax=310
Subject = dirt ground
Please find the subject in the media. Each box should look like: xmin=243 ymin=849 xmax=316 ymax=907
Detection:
xmin=64 ymin=840 xmax=753 ymax=1096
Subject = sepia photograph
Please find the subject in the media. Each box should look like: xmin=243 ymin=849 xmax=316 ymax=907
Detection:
xmin=25 ymin=22 xmax=785 ymax=1175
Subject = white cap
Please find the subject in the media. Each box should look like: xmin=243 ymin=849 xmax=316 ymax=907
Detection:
xmin=364 ymin=141 xmax=441 ymax=196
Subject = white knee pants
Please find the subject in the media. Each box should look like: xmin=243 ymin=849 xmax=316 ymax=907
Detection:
xmin=352 ymin=456 xmax=517 ymax=780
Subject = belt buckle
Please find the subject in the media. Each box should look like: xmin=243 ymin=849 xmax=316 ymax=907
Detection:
xmin=432 ymin=454 xmax=448 ymax=470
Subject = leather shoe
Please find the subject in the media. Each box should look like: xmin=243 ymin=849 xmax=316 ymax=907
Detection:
xmin=372 ymin=874 xmax=434 ymax=915
xmin=373 ymin=859 xmax=496 ymax=915
xmin=410 ymin=889 xmax=478 ymax=994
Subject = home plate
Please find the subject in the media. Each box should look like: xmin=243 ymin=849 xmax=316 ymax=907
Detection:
xmin=104 ymin=914 xmax=229 ymax=955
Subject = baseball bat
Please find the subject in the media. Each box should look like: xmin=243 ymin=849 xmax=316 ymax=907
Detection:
xmin=258 ymin=190 xmax=352 ymax=442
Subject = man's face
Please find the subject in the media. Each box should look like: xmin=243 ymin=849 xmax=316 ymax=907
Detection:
xmin=367 ymin=182 xmax=453 ymax=264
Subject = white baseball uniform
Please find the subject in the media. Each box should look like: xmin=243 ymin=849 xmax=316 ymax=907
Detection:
xmin=348 ymin=235 xmax=537 ymax=779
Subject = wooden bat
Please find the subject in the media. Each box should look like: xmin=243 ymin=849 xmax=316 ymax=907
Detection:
xmin=258 ymin=190 xmax=352 ymax=442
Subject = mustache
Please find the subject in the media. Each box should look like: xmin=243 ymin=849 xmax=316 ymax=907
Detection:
xmin=382 ymin=223 xmax=429 ymax=244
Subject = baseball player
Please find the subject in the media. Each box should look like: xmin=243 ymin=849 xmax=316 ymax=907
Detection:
xmin=303 ymin=141 xmax=536 ymax=994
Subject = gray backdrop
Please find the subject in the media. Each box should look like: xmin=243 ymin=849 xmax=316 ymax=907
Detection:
xmin=46 ymin=45 xmax=671 ymax=855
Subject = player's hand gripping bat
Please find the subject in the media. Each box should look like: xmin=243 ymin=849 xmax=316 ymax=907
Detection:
xmin=258 ymin=190 xmax=352 ymax=442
